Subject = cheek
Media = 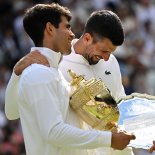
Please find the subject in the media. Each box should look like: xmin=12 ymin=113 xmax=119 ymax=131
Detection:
xmin=87 ymin=46 xmax=96 ymax=55
xmin=57 ymin=30 xmax=66 ymax=38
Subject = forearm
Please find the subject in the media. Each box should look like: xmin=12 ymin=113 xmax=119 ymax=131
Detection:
xmin=47 ymin=121 xmax=111 ymax=149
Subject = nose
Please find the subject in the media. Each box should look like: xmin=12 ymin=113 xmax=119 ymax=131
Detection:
xmin=70 ymin=30 xmax=75 ymax=40
xmin=102 ymin=53 xmax=111 ymax=61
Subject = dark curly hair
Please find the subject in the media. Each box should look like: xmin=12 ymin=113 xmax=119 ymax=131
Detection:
xmin=23 ymin=3 xmax=71 ymax=46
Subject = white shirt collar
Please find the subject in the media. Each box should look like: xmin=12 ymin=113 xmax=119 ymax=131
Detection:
xmin=30 ymin=47 xmax=62 ymax=68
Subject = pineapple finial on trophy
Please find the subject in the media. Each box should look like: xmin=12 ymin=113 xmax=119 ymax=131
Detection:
xmin=68 ymin=69 xmax=85 ymax=89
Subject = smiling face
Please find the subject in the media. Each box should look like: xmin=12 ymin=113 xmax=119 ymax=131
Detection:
xmin=80 ymin=10 xmax=124 ymax=64
xmin=52 ymin=16 xmax=75 ymax=55
xmin=83 ymin=34 xmax=117 ymax=65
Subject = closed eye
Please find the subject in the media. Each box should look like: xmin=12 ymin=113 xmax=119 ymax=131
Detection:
xmin=66 ymin=24 xmax=71 ymax=30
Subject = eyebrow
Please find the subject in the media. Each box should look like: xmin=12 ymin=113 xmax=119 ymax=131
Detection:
xmin=111 ymin=46 xmax=117 ymax=52
xmin=108 ymin=45 xmax=116 ymax=52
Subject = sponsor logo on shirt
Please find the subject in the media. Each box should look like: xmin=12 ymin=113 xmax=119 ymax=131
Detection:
xmin=105 ymin=70 xmax=111 ymax=75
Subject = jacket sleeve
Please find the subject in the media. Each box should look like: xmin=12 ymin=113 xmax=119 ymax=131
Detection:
xmin=5 ymin=72 xmax=20 ymax=120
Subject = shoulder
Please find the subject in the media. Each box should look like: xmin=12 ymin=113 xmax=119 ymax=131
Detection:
xmin=107 ymin=54 xmax=120 ymax=69
xmin=109 ymin=54 xmax=118 ymax=63
xmin=61 ymin=52 xmax=75 ymax=62
xmin=20 ymin=64 xmax=59 ymax=85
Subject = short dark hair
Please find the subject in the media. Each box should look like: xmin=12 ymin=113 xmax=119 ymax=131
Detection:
xmin=23 ymin=3 xmax=71 ymax=46
xmin=84 ymin=10 xmax=124 ymax=46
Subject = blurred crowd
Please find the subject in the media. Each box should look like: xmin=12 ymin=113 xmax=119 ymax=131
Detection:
xmin=0 ymin=0 xmax=155 ymax=154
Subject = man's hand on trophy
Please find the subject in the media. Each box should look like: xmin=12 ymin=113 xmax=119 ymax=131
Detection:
xmin=14 ymin=51 xmax=49 ymax=75
xmin=111 ymin=130 xmax=136 ymax=150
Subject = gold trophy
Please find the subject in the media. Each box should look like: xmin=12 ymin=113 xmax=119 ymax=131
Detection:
xmin=68 ymin=69 xmax=119 ymax=130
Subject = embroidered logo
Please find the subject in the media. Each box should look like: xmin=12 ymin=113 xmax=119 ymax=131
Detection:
xmin=105 ymin=70 xmax=111 ymax=75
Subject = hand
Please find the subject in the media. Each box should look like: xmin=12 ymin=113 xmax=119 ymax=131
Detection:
xmin=14 ymin=50 xmax=50 ymax=76
xmin=111 ymin=130 xmax=136 ymax=150
xmin=148 ymin=141 xmax=155 ymax=153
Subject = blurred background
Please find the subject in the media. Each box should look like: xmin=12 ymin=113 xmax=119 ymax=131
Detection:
xmin=0 ymin=0 xmax=155 ymax=154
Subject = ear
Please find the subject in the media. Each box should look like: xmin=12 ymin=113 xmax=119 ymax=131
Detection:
xmin=83 ymin=33 xmax=93 ymax=45
xmin=45 ymin=22 xmax=55 ymax=36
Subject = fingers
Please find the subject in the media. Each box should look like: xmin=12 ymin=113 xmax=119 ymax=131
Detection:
xmin=14 ymin=50 xmax=50 ymax=75
xmin=148 ymin=145 xmax=154 ymax=153
xmin=121 ymin=131 xmax=136 ymax=140
xmin=111 ymin=130 xmax=135 ymax=150
xmin=26 ymin=50 xmax=50 ymax=67
xmin=148 ymin=141 xmax=155 ymax=153
xmin=129 ymin=134 xmax=136 ymax=140
xmin=31 ymin=50 xmax=40 ymax=54
xmin=27 ymin=51 xmax=42 ymax=59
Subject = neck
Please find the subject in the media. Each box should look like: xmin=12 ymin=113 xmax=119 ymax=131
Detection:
xmin=43 ymin=37 xmax=58 ymax=53
xmin=74 ymin=38 xmax=85 ymax=56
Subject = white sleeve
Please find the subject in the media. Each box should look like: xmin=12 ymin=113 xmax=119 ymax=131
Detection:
xmin=5 ymin=71 xmax=20 ymax=120
xmin=116 ymin=65 xmax=126 ymax=98
xmin=22 ymin=68 xmax=112 ymax=149
xmin=113 ymin=56 xmax=126 ymax=99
